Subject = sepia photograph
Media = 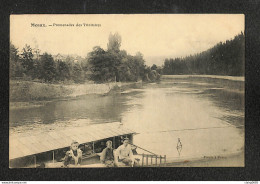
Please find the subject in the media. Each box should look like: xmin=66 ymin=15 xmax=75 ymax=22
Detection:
xmin=9 ymin=14 xmax=244 ymax=168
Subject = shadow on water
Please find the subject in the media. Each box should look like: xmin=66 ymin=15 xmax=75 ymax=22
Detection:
xmin=9 ymin=91 xmax=145 ymax=128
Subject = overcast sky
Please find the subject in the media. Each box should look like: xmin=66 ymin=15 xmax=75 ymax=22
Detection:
xmin=10 ymin=14 xmax=244 ymax=66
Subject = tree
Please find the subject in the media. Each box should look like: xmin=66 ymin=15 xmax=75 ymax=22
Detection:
xmin=156 ymin=66 xmax=162 ymax=74
xmin=10 ymin=43 xmax=24 ymax=78
xmin=162 ymin=32 xmax=245 ymax=76
xmin=151 ymin=64 xmax=157 ymax=70
xmin=56 ymin=60 xmax=70 ymax=81
xmin=88 ymin=33 xmax=154 ymax=83
xmin=107 ymin=32 xmax=122 ymax=53
xmin=72 ymin=63 xmax=84 ymax=83
xmin=21 ymin=45 xmax=34 ymax=76
xmin=88 ymin=46 xmax=109 ymax=82
xmin=38 ymin=53 xmax=56 ymax=82
xmin=10 ymin=43 xmax=19 ymax=63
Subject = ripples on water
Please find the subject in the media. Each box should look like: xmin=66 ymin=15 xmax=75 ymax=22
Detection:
xmin=10 ymin=77 xmax=244 ymax=160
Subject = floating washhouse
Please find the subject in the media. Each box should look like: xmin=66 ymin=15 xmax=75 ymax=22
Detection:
xmin=10 ymin=122 xmax=166 ymax=168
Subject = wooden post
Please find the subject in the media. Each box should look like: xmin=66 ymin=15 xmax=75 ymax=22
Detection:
xmin=92 ymin=142 xmax=95 ymax=153
xmin=53 ymin=151 xmax=55 ymax=163
xmin=164 ymin=155 xmax=166 ymax=166
xmin=146 ymin=155 xmax=148 ymax=166
xmin=142 ymin=154 xmax=144 ymax=167
xmin=155 ymin=155 xmax=158 ymax=166
xmin=151 ymin=155 xmax=153 ymax=166
xmin=159 ymin=156 xmax=162 ymax=167
xmin=129 ymin=134 xmax=133 ymax=144
xmin=34 ymin=155 xmax=36 ymax=168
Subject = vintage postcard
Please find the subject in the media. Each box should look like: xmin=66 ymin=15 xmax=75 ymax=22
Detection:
xmin=9 ymin=14 xmax=244 ymax=168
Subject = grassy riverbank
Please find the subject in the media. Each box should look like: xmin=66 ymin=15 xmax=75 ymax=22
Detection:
xmin=10 ymin=80 xmax=141 ymax=109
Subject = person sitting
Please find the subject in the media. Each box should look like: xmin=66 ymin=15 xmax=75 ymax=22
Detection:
xmin=115 ymin=138 xmax=134 ymax=167
xmin=63 ymin=140 xmax=82 ymax=167
xmin=100 ymin=140 xmax=115 ymax=167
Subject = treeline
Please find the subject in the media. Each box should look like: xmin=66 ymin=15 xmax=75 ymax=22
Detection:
xmin=10 ymin=33 xmax=159 ymax=83
xmin=162 ymin=32 xmax=245 ymax=76
xmin=10 ymin=44 xmax=87 ymax=83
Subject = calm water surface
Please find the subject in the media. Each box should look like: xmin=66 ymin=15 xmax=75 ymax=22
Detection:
xmin=10 ymin=77 xmax=244 ymax=159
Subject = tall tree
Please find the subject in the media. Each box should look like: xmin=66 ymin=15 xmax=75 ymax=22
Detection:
xmin=38 ymin=53 xmax=56 ymax=82
xmin=10 ymin=43 xmax=24 ymax=78
xmin=56 ymin=60 xmax=70 ymax=81
xmin=21 ymin=45 xmax=34 ymax=76
xmin=72 ymin=62 xmax=84 ymax=83
xmin=107 ymin=32 xmax=122 ymax=53
xmin=88 ymin=46 xmax=109 ymax=82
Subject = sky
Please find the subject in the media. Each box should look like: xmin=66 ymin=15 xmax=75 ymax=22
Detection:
xmin=10 ymin=14 xmax=244 ymax=66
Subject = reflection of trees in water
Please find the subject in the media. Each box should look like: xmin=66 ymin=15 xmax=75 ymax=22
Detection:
xmin=196 ymin=79 xmax=244 ymax=112
xmin=174 ymin=77 xmax=244 ymax=112
xmin=10 ymin=102 xmax=57 ymax=126
xmin=10 ymin=91 xmax=143 ymax=127
xmin=160 ymin=77 xmax=244 ymax=127
xmin=208 ymin=89 xmax=244 ymax=111
xmin=186 ymin=78 xmax=244 ymax=127
xmin=10 ymin=78 xmax=243 ymax=129
xmin=219 ymin=115 xmax=244 ymax=127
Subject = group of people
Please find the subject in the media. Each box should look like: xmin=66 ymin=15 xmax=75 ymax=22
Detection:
xmin=63 ymin=138 xmax=135 ymax=167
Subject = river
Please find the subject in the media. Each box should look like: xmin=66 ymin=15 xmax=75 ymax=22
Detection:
xmin=9 ymin=76 xmax=244 ymax=161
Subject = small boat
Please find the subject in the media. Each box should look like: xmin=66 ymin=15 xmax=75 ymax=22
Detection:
xmin=9 ymin=122 xmax=166 ymax=168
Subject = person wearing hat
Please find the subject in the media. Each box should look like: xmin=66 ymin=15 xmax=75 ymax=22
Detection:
xmin=115 ymin=137 xmax=134 ymax=167
xmin=63 ymin=140 xmax=82 ymax=167
xmin=100 ymin=140 xmax=115 ymax=167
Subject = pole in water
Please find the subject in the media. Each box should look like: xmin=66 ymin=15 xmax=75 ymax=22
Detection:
xmin=53 ymin=151 xmax=55 ymax=163
xmin=93 ymin=142 xmax=95 ymax=153
xmin=142 ymin=154 xmax=144 ymax=167
xmin=34 ymin=155 xmax=36 ymax=168
xmin=176 ymin=138 xmax=182 ymax=156
xmin=159 ymin=156 xmax=162 ymax=167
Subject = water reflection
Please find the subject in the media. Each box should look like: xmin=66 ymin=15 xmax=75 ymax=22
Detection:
xmin=10 ymin=77 xmax=244 ymax=160
xmin=10 ymin=94 xmax=133 ymax=126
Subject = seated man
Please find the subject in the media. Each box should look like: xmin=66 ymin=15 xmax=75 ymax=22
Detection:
xmin=63 ymin=140 xmax=82 ymax=167
xmin=100 ymin=140 xmax=115 ymax=167
xmin=115 ymin=138 xmax=134 ymax=167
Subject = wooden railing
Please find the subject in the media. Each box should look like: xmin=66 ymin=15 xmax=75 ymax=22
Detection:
xmin=141 ymin=154 xmax=166 ymax=167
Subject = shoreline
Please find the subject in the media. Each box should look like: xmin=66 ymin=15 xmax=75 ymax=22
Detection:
xmin=161 ymin=74 xmax=245 ymax=82
xmin=10 ymin=80 xmax=142 ymax=110
xmin=9 ymin=76 xmax=244 ymax=167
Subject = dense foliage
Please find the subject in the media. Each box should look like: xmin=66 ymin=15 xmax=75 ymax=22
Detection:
xmin=88 ymin=33 xmax=159 ymax=82
xmin=10 ymin=44 xmax=87 ymax=83
xmin=10 ymin=33 xmax=159 ymax=83
xmin=162 ymin=32 xmax=245 ymax=76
